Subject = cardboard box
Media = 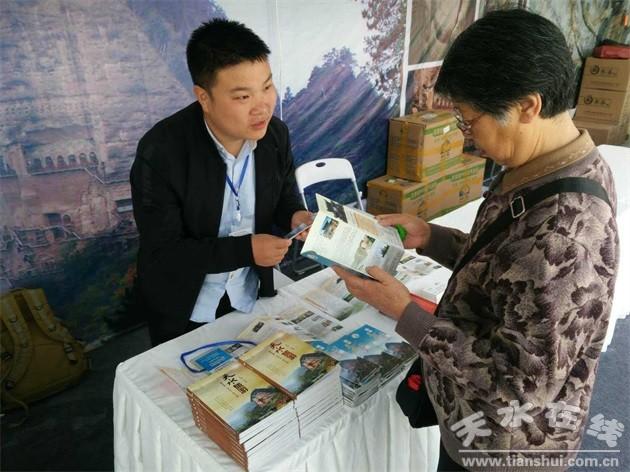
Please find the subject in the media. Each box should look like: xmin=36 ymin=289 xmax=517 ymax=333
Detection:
xmin=574 ymin=118 xmax=629 ymax=146
xmin=387 ymin=110 xmax=464 ymax=181
xmin=575 ymin=88 xmax=630 ymax=124
xmin=367 ymin=154 xmax=485 ymax=221
xmin=581 ymin=57 xmax=630 ymax=92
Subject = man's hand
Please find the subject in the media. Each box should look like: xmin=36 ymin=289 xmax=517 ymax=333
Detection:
xmin=376 ymin=214 xmax=431 ymax=250
xmin=251 ymin=234 xmax=291 ymax=267
xmin=332 ymin=266 xmax=412 ymax=321
xmin=290 ymin=210 xmax=314 ymax=241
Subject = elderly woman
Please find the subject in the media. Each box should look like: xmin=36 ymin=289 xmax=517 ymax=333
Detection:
xmin=334 ymin=9 xmax=618 ymax=471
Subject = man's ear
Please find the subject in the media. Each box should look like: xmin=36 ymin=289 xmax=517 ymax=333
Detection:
xmin=193 ymin=85 xmax=211 ymax=114
xmin=518 ymin=93 xmax=542 ymax=124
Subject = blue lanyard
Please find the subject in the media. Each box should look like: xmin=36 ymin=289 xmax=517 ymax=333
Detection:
xmin=225 ymin=153 xmax=250 ymax=211
xmin=180 ymin=339 xmax=257 ymax=373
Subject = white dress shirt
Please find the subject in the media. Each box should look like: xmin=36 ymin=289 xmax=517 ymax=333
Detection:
xmin=189 ymin=121 xmax=258 ymax=322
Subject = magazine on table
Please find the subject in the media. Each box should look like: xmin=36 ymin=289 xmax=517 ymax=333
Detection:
xmin=237 ymin=299 xmax=350 ymax=344
xmin=310 ymin=339 xmax=381 ymax=406
xmin=279 ymin=267 xmax=367 ymax=321
xmin=187 ymin=360 xmax=294 ymax=440
xmin=186 ymin=359 xmax=300 ymax=469
xmin=300 ymin=194 xmax=405 ymax=277
xmin=237 ymin=316 xmax=314 ymax=344
xmin=271 ymin=302 xmax=348 ymax=342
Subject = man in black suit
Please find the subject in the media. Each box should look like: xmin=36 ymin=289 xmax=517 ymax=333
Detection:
xmin=130 ymin=19 xmax=311 ymax=346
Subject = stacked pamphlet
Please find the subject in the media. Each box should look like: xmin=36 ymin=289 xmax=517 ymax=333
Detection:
xmin=236 ymin=297 xmax=418 ymax=408
xmin=238 ymin=332 xmax=343 ymax=439
xmin=301 ymin=194 xmax=405 ymax=277
xmin=331 ymin=325 xmax=416 ymax=383
xmin=186 ymin=361 xmax=298 ymax=470
xmin=311 ymin=324 xmax=416 ymax=406
xmin=310 ymin=339 xmax=380 ymax=406
xmin=396 ymin=252 xmax=451 ymax=304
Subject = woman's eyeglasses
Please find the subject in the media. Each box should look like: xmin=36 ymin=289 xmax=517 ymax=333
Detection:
xmin=453 ymin=109 xmax=484 ymax=135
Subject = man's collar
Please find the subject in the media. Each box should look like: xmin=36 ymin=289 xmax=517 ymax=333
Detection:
xmin=204 ymin=119 xmax=257 ymax=161
xmin=500 ymin=130 xmax=595 ymax=194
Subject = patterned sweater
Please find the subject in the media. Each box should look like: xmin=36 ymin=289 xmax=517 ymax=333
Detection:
xmin=396 ymin=131 xmax=619 ymax=471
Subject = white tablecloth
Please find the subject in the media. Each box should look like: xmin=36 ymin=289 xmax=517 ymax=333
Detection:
xmin=114 ymin=294 xmax=440 ymax=472
xmin=113 ymin=146 xmax=627 ymax=472
xmin=431 ymin=144 xmax=630 ymax=352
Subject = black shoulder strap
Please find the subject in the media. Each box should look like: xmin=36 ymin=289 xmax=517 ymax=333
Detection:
xmin=449 ymin=177 xmax=612 ymax=280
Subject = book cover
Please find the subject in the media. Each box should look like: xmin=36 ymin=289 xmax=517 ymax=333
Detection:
xmin=330 ymin=325 xmax=414 ymax=381
xmin=310 ymin=340 xmax=380 ymax=389
xmin=238 ymin=332 xmax=338 ymax=398
xmin=187 ymin=360 xmax=292 ymax=435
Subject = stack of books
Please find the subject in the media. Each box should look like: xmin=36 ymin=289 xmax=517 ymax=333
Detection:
xmin=332 ymin=325 xmax=416 ymax=384
xmin=311 ymin=339 xmax=380 ymax=406
xmin=187 ymin=361 xmax=298 ymax=470
xmin=187 ymin=332 xmax=342 ymax=468
xmin=311 ymin=325 xmax=416 ymax=406
xmin=239 ymin=332 xmax=343 ymax=439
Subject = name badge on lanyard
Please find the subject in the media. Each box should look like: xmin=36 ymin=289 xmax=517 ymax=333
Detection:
xmin=225 ymin=153 xmax=250 ymax=223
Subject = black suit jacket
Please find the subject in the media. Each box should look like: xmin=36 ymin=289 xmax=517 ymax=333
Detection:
xmin=130 ymin=102 xmax=304 ymax=336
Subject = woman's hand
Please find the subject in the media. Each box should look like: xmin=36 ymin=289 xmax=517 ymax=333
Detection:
xmin=376 ymin=214 xmax=431 ymax=250
xmin=332 ymin=266 xmax=412 ymax=321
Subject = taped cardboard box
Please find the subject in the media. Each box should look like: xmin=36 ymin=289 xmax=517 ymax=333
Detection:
xmin=387 ymin=110 xmax=464 ymax=182
xmin=581 ymin=57 xmax=630 ymax=92
xmin=574 ymin=118 xmax=629 ymax=145
xmin=575 ymin=88 xmax=630 ymax=124
xmin=368 ymin=154 xmax=485 ymax=221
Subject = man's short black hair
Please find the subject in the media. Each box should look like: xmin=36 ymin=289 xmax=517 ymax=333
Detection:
xmin=435 ymin=9 xmax=575 ymax=119
xmin=186 ymin=18 xmax=270 ymax=90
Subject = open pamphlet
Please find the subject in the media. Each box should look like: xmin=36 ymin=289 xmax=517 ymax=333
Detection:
xmin=301 ymin=194 xmax=405 ymax=277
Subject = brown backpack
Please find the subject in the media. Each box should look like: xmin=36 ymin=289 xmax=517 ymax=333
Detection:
xmin=1 ymin=288 xmax=89 ymax=414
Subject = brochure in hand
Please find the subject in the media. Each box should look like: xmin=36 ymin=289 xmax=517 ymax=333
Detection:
xmin=300 ymin=194 xmax=405 ymax=277
xmin=395 ymin=251 xmax=451 ymax=304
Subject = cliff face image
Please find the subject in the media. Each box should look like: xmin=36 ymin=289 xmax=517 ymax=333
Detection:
xmin=0 ymin=0 xmax=226 ymax=338
xmin=1 ymin=0 xmax=615 ymax=340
